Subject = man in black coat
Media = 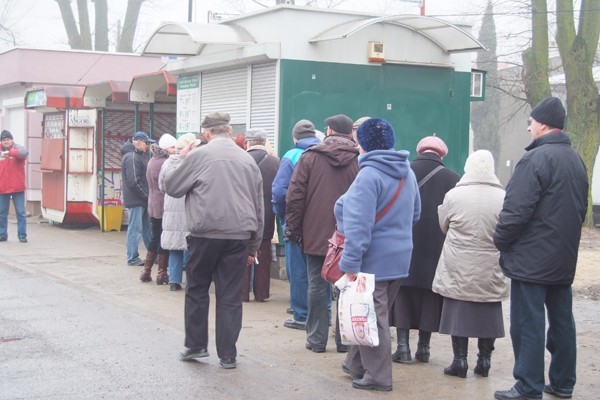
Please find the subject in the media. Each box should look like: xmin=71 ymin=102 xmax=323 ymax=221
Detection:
xmin=493 ymin=97 xmax=588 ymax=400
xmin=390 ymin=135 xmax=460 ymax=363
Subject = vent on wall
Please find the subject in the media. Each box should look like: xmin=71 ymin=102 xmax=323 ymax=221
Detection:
xmin=368 ymin=41 xmax=385 ymax=63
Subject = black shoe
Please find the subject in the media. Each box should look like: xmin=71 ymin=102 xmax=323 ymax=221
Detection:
xmin=0 ymin=237 xmax=7 ymax=242
xmin=18 ymin=237 xmax=27 ymax=243
xmin=494 ymin=387 xmax=540 ymax=400
xmin=286 ymin=307 xmax=293 ymax=315
xmin=341 ymin=363 xmax=364 ymax=380
xmin=127 ymin=258 xmax=144 ymax=266
xmin=305 ymin=342 xmax=326 ymax=353
xmin=219 ymin=358 xmax=236 ymax=369
xmin=180 ymin=348 xmax=209 ymax=361
xmin=170 ymin=283 xmax=182 ymax=291
xmin=352 ymin=378 xmax=392 ymax=392
xmin=336 ymin=344 xmax=348 ymax=353
xmin=283 ymin=319 xmax=306 ymax=330
xmin=543 ymin=385 xmax=572 ymax=399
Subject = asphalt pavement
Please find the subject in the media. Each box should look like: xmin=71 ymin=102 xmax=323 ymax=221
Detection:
xmin=1 ymin=219 xmax=598 ymax=399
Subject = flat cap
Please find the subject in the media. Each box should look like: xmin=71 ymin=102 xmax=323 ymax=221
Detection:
xmin=325 ymin=114 xmax=353 ymax=135
xmin=245 ymin=129 xmax=268 ymax=141
xmin=201 ymin=112 xmax=230 ymax=128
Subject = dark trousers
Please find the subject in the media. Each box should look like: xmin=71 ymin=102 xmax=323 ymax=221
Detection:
xmin=184 ymin=237 xmax=249 ymax=359
xmin=345 ymin=279 xmax=402 ymax=386
xmin=511 ymin=280 xmax=576 ymax=398
xmin=148 ymin=217 xmax=166 ymax=255
xmin=243 ymin=239 xmax=271 ymax=301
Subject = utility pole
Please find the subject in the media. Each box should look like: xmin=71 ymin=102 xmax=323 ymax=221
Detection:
xmin=188 ymin=0 xmax=193 ymax=22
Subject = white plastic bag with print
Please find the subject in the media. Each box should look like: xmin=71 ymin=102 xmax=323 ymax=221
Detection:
xmin=335 ymin=272 xmax=379 ymax=347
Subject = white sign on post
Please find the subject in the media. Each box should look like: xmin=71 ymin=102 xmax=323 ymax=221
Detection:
xmin=176 ymin=75 xmax=201 ymax=137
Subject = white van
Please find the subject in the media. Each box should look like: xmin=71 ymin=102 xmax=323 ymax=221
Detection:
xmin=593 ymin=145 xmax=600 ymax=227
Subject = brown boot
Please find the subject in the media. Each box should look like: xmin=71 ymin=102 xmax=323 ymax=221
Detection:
xmin=156 ymin=253 xmax=169 ymax=285
xmin=140 ymin=251 xmax=157 ymax=282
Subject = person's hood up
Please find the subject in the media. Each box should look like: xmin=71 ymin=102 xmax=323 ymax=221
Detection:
xmin=456 ymin=172 xmax=503 ymax=189
xmin=120 ymin=140 xmax=135 ymax=155
xmin=295 ymin=136 xmax=321 ymax=150
xmin=310 ymin=136 xmax=358 ymax=167
xmin=151 ymin=143 xmax=169 ymax=158
xmin=359 ymin=149 xmax=411 ymax=180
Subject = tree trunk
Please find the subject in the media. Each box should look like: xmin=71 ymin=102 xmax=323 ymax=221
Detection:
xmin=556 ymin=0 xmax=600 ymax=227
xmin=93 ymin=0 xmax=109 ymax=51
xmin=522 ymin=0 xmax=551 ymax=106
xmin=116 ymin=0 xmax=145 ymax=53
xmin=55 ymin=0 xmax=83 ymax=49
xmin=77 ymin=0 xmax=91 ymax=50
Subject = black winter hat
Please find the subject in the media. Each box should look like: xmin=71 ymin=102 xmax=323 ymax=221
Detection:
xmin=530 ymin=97 xmax=565 ymax=129
xmin=1 ymin=130 xmax=13 ymax=140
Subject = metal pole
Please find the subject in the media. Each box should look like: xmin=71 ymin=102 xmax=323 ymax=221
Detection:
xmin=134 ymin=103 xmax=139 ymax=132
xmin=188 ymin=0 xmax=193 ymax=22
xmin=421 ymin=0 xmax=426 ymax=15
xmin=149 ymin=103 xmax=155 ymax=138
xmin=99 ymin=108 xmax=106 ymax=233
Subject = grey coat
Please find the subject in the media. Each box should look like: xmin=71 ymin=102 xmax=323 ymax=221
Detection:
xmin=432 ymin=173 xmax=509 ymax=302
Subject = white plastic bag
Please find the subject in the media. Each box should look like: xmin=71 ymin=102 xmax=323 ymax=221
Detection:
xmin=335 ymin=272 xmax=379 ymax=347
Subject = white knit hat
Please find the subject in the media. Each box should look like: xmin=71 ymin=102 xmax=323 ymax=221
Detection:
xmin=158 ymin=134 xmax=177 ymax=150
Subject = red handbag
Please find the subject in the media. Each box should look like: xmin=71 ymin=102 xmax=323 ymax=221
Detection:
xmin=321 ymin=178 xmax=405 ymax=284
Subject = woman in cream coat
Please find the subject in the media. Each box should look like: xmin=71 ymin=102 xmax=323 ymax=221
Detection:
xmin=432 ymin=150 xmax=509 ymax=379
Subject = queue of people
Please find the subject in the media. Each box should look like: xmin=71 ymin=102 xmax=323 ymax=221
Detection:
xmin=34 ymin=95 xmax=579 ymax=398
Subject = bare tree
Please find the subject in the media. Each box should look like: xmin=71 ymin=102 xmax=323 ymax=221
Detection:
xmin=55 ymin=0 xmax=146 ymax=52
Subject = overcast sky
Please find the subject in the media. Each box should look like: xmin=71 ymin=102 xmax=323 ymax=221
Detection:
xmin=1 ymin=0 xmax=532 ymax=64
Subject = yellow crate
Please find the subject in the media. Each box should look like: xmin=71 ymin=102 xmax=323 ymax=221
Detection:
xmin=97 ymin=205 xmax=124 ymax=232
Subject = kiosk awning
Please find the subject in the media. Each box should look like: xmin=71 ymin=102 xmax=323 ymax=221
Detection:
xmin=24 ymin=86 xmax=86 ymax=112
xmin=83 ymin=81 xmax=131 ymax=108
xmin=142 ymin=22 xmax=256 ymax=57
xmin=310 ymin=15 xmax=486 ymax=53
xmin=129 ymin=70 xmax=177 ymax=103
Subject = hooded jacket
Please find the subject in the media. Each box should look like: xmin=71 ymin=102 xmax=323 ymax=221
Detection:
xmin=334 ymin=150 xmax=421 ymax=281
xmin=0 ymin=143 xmax=28 ymax=194
xmin=146 ymin=144 xmax=169 ymax=218
xmin=158 ymin=156 xmax=188 ymax=251
xmin=432 ymin=172 xmax=509 ymax=302
xmin=286 ymin=135 xmax=359 ymax=256
xmin=494 ymin=131 xmax=588 ymax=285
xmin=271 ymin=136 xmax=321 ymax=223
xmin=120 ymin=141 xmax=150 ymax=208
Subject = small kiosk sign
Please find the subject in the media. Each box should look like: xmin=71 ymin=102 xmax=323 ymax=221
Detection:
xmin=25 ymin=90 xmax=47 ymax=108
xmin=176 ymin=75 xmax=200 ymax=136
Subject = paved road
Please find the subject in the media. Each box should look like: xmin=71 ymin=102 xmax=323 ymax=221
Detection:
xmin=1 ymin=221 xmax=598 ymax=399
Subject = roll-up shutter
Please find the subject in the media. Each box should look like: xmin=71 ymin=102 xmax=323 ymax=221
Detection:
xmin=201 ymin=67 xmax=248 ymax=125
xmin=250 ymin=62 xmax=277 ymax=148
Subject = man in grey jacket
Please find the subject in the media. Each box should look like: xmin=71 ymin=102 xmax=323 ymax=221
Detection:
xmin=163 ymin=112 xmax=264 ymax=370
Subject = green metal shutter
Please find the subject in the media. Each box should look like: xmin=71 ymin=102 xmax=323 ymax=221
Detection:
xmin=250 ymin=62 xmax=277 ymax=149
xmin=201 ymin=67 xmax=248 ymax=124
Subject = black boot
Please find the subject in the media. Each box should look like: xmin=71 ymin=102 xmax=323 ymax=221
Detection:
xmin=474 ymin=338 xmax=495 ymax=377
xmin=392 ymin=329 xmax=411 ymax=363
xmin=444 ymin=336 xmax=468 ymax=378
xmin=415 ymin=330 xmax=431 ymax=362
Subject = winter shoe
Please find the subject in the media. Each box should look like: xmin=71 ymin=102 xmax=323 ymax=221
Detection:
xmin=140 ymin=251 xmax=157 ymax=282
xmin=474 ymin=338 xmax=495 ymax=377
xmin=444 ymin=336 xmax=468 ymax=378
xmin=415 ymin=330 xmax=432 ymax=362
xmin=156 ymin=253 xmax=169 ymax=285
xmin=392 ymin=328 xmax=412 ymax=363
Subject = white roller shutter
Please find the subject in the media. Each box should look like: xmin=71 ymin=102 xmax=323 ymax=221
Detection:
xmin=201 ymin=67 xmax=248 ymax=125
xmin=250 ymin=62 xmax=277 ymax=148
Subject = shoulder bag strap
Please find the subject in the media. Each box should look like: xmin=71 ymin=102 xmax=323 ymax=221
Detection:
xmin=375 ymin=178 xmax=405 ymax=223
xmin=418 ymin=165 xmax=444 ymax=189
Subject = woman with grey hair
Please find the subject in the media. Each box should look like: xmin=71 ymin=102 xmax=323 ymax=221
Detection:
xmin=432 ymin=150 xmax=509 ymax=378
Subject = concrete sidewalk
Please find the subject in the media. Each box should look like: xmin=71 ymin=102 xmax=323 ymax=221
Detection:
xmin=1 ymin=220 xmax=597 ymax=399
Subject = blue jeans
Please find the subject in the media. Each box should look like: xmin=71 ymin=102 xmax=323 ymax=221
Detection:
xmin=510 ymin=280 xmax=576 ymax=398
xmin=169 ymin=249 xmax=189 ymax=285
xmin=305 ymin=254 xmax=331 ymax=349
xmin=285 ymin=240 xmax=308 ymax=322
xmin=0 ymin=192 xmax=27 ymax=240
xmin=125 ymin=206 xmax=151 ymax=264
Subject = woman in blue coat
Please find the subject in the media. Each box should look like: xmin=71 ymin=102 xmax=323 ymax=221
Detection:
xmin=335 ymin=118 xmax=421 ymax=391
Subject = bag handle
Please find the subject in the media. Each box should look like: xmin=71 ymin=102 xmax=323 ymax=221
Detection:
xmin=418 ymin=165 xmax=444 ymax=189
xmin=375 ymin=178 xmax=405 ymax=223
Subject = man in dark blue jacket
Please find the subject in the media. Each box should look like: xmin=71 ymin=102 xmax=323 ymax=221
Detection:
xmin=272 ymin=120 xmax=320 ymax=330
xmin=120 ymin=131 xmax=153 ymax=266
xmin=493 ymin=97 xmax=588 ymax=400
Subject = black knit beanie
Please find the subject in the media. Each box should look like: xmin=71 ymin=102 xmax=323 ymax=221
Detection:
xmin=1 ymin=130 xmax=13 ymax=140
xmin=530 ymin=97 xmax=565 ymax=129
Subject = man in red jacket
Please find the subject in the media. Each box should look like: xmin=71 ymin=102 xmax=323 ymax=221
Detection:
xmin=0 ymin=130 xmax=29 ymax=243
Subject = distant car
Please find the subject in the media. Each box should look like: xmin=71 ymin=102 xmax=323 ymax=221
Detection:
xmin=593 ymin=146 xmax=600 ymax=227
